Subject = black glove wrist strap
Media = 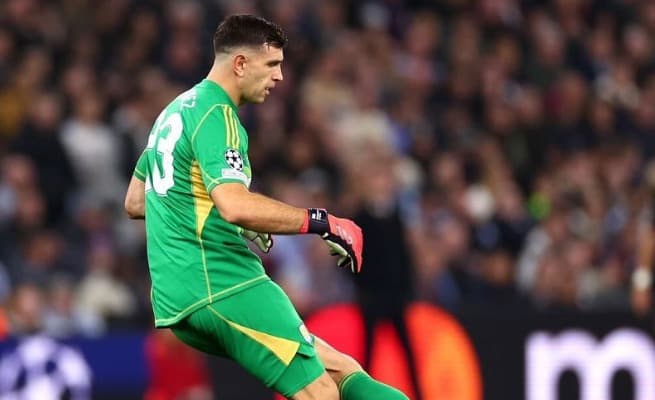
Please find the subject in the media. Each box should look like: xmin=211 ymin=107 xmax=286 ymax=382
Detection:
xmin=306 ymin=208 xmax=329 ymax=234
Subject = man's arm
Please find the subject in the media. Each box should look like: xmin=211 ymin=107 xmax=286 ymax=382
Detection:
xmin=211 ymin=183 xmax=304 ymax=233
xmin=193 ymin=107 xmax=362 ymax=271
xmin=125 ymin=176 xmax=145 ymax=219
xmin=211 ymin=182 xmax=363 ymax=272
xmin=125 ymin=150 xmax=149 ymax=219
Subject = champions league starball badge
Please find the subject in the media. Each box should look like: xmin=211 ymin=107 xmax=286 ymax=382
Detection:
xmin=225 ymin=149 xmax=244 ymax=171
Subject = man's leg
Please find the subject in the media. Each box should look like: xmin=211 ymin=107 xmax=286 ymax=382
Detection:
xmin=314 ymin=337 xmax=410 ymax=400
xmin=170 ymin=281 xmax=332 ymax=399
xmin=172 ymin=307 xmax=336 ymax=400
xmin=289 ymin=372 xmax=339 ymax=400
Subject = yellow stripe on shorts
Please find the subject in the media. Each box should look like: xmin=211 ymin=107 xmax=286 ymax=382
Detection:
xmin=207 ymin=306 xmax=300 ymax=366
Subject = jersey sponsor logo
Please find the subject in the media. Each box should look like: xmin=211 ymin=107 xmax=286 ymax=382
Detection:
xmin=298 ymin=324 xmax=313 ymax=345
xmin=225 ymin=149 xmax=244 ymax=171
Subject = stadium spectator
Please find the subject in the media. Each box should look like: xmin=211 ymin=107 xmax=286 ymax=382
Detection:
xmin=43 ymin=275 xmax=104 ymax=338
xmin=351 ymin=151 xmax=421 ymax=398
xmin=60 ymin=90 xmax=126 ymax=209
xmin=9 ymin=91 xmax=77 ymax=225
xmin=0 ymin=0 xmax=655 ymax=342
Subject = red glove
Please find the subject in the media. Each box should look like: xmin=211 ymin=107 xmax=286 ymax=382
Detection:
xmin=300 ymin=208 xmax=364 ymax=273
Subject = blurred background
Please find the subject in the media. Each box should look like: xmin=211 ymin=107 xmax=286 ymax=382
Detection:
xmin=2 ymin=0 xmax=655 ymax=399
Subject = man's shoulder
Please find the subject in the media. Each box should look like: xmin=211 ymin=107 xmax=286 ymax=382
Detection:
xmin=189 ymin=81 xmax=236 ymax=109
xmin=160 ymin=88 xmax=228 ymax=128
xmin=184 ymin=89 xmax=235 ymax=119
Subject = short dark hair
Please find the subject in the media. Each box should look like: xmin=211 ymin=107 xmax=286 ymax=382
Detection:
xmin=213 ymin=15 xmax=287 ymax=54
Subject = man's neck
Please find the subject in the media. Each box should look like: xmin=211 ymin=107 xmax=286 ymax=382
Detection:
xmin=206 ymin=64 xmax=241 ymax=107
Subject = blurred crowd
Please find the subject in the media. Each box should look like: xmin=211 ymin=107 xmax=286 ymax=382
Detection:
xmin=1 ymin=0 xmax=655 ymax=338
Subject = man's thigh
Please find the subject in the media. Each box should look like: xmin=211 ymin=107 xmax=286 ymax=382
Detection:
xmin=171 ymin=280 xmax=325 ymax=398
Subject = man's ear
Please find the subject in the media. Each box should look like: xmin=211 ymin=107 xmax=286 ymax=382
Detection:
xmin=233 ymin=54 xmax=247 ymax=77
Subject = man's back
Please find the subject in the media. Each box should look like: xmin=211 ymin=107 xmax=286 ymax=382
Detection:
xmin=136 ymin=79 xmax=266 ymax=327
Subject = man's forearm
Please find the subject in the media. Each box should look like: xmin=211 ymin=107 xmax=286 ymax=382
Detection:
xmin=211 ymin=184 xmax=306 ymax=234
xmin=229 ymin=191 xmax=306 ymax=234
xmin=209 ymin=182 xmax=363 ymax=272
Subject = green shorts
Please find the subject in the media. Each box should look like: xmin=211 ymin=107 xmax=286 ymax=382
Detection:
xmin=170 ymin=279 xmax=325 ymax=397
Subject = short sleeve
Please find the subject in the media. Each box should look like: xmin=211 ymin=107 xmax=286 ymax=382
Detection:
xmin=191 ymin=105 xmax=248 ymax=193
xmin=133 ymin=150 xmax=149 ymax=181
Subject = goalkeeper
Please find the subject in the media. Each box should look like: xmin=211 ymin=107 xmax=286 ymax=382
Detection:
xmin=124 ymin=14 xmax=409 ymax=400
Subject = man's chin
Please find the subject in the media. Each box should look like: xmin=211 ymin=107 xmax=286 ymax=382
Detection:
xmin=246 ymin=96 xmax=266 ymax=104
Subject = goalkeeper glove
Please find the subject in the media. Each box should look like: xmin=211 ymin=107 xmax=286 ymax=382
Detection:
xmin=300 ymin=208 xmax=363 ymax=273
xmin=238 ymin=227 xmax=273 ymax=253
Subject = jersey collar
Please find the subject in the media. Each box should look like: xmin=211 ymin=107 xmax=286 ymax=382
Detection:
xmin=198 ymin=79 xmax=238 ymax=113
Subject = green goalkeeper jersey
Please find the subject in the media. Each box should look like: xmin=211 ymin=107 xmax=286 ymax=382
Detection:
xmin=133 ymin=79 xmax=267 ymax=327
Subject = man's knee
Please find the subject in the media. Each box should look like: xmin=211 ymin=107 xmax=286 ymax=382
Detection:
xmin=291 ymin=372 xmax=339 ymax=400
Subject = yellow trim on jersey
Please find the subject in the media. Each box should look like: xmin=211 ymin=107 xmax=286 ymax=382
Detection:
xmin=190 ymin=104 xmax=222 ymax=146
xmin=222 ymin=105 xmax=239 ymax=149
xmin=222 ymin=106 xmax=232 ymax=147
xmin=229 ymin=107 xmax=240 ymax=148
xmin=207 ymin=306 xmax=300 ymax=366
xmin=154 ymin=275 xmax=269 ymax=326
xmin=190 ymin=161 xmax=214 ymax=236
xmin=188 ymin=102 xmax=239 ymax=156
xmin=190 ymin=161 xmax=213 ymax=299
xmin=222 ymin=106 xmax=230 ymax=146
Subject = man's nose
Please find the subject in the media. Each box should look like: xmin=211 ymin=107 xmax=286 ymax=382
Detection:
xmin=273 ymin=67 xmax=283 ymax=81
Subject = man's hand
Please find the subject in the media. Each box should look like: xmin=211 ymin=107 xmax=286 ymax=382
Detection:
xmin=239 ymin=227 xmax=273 ymax=253
xmin=300 ymin=208 xmax=363 ymax=273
